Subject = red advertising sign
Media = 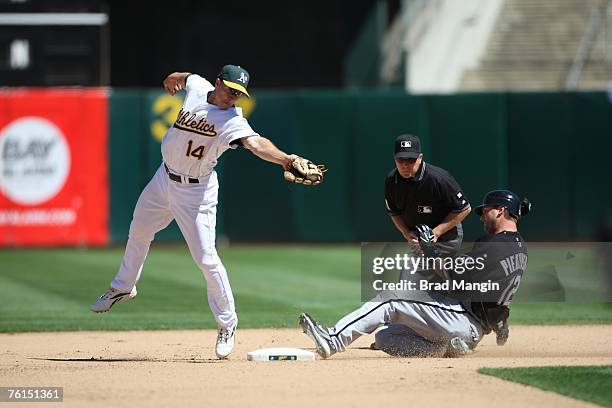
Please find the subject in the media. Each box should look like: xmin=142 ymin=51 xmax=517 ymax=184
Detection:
xmin=0 ymin=89 xmax=109 ymax=246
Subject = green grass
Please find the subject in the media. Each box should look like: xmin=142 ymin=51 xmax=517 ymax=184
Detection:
xmin=510 ymin=302 xmax=612 ymax=325
xmin=0 ymin=245 xmax=611 ymax=332
xmin=0 ymin=245 xmax=361 ymax=332
xmin=479 ymin=365 xmax=612 ymax=407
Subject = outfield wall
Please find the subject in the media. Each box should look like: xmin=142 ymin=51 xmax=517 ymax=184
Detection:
xmin=1 ymin=89 xmax=611 ymax=245
xmin=109 ymin=90 xmax=612 ymax=243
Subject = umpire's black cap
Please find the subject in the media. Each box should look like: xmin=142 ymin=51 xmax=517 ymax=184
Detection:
xmin=475 ymin=190 xmax=532 ymax=220
xmin=394 ymin=134 xmax=422 ymax=159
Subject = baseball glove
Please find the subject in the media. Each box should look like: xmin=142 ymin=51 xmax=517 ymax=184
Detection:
xmin=284 ymin=155 xmax=326 ymax=186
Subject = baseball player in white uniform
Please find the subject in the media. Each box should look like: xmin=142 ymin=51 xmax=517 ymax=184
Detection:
xmin=90 ymin=65 xmax=308 ymax=359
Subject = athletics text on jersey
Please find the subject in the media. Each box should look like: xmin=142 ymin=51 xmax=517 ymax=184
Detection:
xmin=161 ymin=74 xmax=258 ymax=178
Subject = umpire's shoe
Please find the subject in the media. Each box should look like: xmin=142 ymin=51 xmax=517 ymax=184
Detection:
xmin=89 ymin=286 xmax=137 ymax=313
xmin=299 ymin=313 xmax=336 ymax=359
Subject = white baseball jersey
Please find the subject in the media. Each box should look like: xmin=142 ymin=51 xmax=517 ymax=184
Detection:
xmin=161 ymin=74 xmax=258 ymax=178
xmin=107 ymin=73 xmax=256 ymax=335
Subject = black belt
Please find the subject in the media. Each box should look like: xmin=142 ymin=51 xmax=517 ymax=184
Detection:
xmin=164 ymin=164 xmax=199 ymax=184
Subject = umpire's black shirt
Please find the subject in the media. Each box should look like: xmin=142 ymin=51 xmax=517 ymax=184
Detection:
xmin=385 ymin=161 xmax=470 ymax=242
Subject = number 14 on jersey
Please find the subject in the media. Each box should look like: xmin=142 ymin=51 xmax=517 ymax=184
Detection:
xmin=186 ymin=140 xmax=204 ymax=160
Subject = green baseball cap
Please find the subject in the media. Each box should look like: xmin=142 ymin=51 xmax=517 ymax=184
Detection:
xmin=218 ymin=64 xmax=250 ymax=97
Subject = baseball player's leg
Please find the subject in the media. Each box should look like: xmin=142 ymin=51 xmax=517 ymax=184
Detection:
xmin=327 ymin=291 xmax=399 ymax=351
xmin=330 ymin=291 xmax=480 ymax=352
xmin=182 ymin=219 xmax=236 ymax=328
xmin=111 ymin=165 xmax=173 ymax=291
xmin=91 ymin=165 xmax=173 ymax=313
xmin=374 ymin=324 xmax=447 ymax=357
xmin=170 ymin=172 xmax=236 ymax=329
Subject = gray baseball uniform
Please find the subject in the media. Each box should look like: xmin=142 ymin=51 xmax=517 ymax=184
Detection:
xmin=328 ymin=231 xmax=528 ymax=357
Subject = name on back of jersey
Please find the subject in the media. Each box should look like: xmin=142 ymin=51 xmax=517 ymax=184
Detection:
xmin=173 ymin=108 xmax=217 ymax=137
xmin=500 ymin=253 xmax=528 ymax=276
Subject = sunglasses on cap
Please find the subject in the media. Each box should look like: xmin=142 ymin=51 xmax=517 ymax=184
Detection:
xmin=223 ymin=83 xmax=242 ymax=97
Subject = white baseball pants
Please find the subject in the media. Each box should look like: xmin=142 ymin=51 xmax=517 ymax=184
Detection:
xmin=110 ymin=163 xmax=236 ymax=329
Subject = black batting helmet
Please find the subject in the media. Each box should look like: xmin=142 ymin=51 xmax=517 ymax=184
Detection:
xmin=474 ymin=190 xmax=531 ymax=220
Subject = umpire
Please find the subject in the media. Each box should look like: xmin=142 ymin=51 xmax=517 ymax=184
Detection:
xmin=385 ymin=134 xmax=471 ymax=271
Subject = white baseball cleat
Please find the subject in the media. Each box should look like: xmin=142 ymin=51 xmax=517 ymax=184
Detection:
xmin=215 ymin=323 xmax=236 ymax=359
xmin=298 ymin=312 xmax=336 ymax=359
xmin=89 ymin=286 xmax=137 ymax=313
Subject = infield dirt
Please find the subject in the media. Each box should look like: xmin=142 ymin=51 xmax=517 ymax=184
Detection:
xmin=1 ymin=326 xmax=611 ymax=407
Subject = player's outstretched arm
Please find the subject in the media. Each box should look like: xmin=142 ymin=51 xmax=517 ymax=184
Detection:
xmin=241 ymin=135 xmax=293 ymax=168
xmin=242 ymin=136 xmax=326 ymax=186
xmin=162 ymin=72 xmax=192 ymax=95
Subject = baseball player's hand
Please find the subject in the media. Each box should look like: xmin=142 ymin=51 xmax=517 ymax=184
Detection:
xmin=430 ymin=228 xmax=440 ymax=242
xmin=404 ymin=231 xmax=422 ymax=253
xmin=162 ymin=72 xmax=190 ymax=95
xmin=494 ymin=319 xmax=509 ymax=346
xmin=416 ymin=224 xmax=441 ymax=258
xmin=283 ymin=155 xmax=326 ymax=186
xmin=416 ymin=224 xmax=435 ymax=244
xmin=405 ymin=231 xmax=418 ymax=243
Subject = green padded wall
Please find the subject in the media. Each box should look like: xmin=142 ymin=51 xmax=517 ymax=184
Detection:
xmin=109 ymin=90 xmax=612 ymax=243
xmin=426 ymin=93 xmax=508 ymax=240
xmin=109 ymin=90 xmax=146 ymax=242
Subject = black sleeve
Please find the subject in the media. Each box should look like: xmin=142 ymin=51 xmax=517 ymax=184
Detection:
xmin=384 ymin=177 xmax=401 ymax=215
xmin=470 ymin=302 xmax=509 ymax=333
xmin=229 ymin=138 xmax=244 ymax=147
xmin=437 ymin=173 xmax=470 ymax=212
